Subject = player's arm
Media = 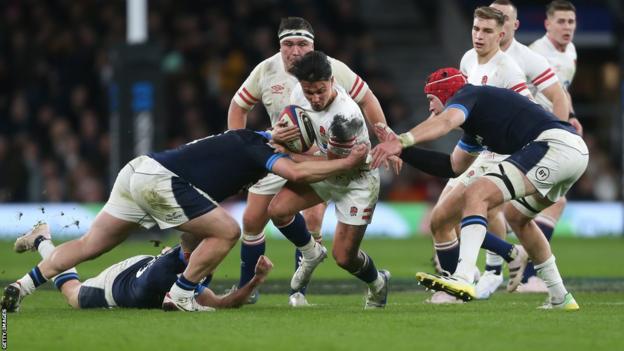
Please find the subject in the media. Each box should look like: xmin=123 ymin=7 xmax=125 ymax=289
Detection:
xmin=357 ymin=90 xmax=386 ymax=137
xmin=272 ymin=144 xmax=367 ymax=183
xmin=227 ymin=100 xmax=250 ymax=129
xmin=196 ymin=256 xmax=273 ymax=309
xmin=370 ymin=108 xmax=465 ymax=168
xmin=228 ymin=64 xmax=262 ymax=129
xmin=540 ymin=83 xmax=569 ymax=121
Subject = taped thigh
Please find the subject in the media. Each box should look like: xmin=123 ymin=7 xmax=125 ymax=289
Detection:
xmin=511 ymin=194 xmax=550 ymax=218
xmin=482 ymin=161 xmax=526 ymax=202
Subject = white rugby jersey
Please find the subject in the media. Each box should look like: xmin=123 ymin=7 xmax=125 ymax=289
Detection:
xmin=530 ymin=35 xmax=577 ymax=90
xmin=460 ymin=49 xmax=531 ymax=97
xmin=530 ymin=35 xmax=577 ymax=110
xmin=505 ymin=39 xmax=559 ymax=93
xmin=233 ymin=53 xmax=369 ymax=126
xmin=291 ymin=84 xmax=370 ymax=156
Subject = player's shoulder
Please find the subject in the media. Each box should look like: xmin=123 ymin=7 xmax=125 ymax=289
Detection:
xmin=249 ymin=53 xmax=283 ymax=76
xmin=460 ymin=49 xmax=477 ymax=67
xmin=509 ymin=39 xmax=543 ymax=61
xmin=529 ymin=35 xmax=549 ymax=53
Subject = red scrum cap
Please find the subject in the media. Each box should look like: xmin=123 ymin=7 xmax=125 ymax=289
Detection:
xmin=424 ymin=68 xmax=467 ymax=105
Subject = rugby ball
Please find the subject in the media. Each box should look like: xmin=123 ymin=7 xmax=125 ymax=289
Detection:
xmin=277 ymin=105 xmax=316 ymax=153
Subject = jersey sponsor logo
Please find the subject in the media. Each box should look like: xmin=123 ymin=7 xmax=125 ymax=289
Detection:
xmin=135 ymin=258 xmax=157 ymax=278
xmin=271 ymin=84 xmax=285 ymax=94
xmin=535 ymin=167 xmax=550 ymax=181
xmin=481 ymin=75 xmax=488 ymax=85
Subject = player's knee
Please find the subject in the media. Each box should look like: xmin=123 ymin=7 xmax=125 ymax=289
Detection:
xmin=224 ymin=220 xmax=242 ymax=244
xmin=504 ymin=205 xmax=530 ymax=231
xmin=242 ymin=208 xmax=269 ymax=235
xmin=267 ymin=201 xmax=294 ymax=226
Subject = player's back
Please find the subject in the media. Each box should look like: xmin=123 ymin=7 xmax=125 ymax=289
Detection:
xmin=148 ymin=129 xmax=283 ymax=202
xmin=449 ymin=85 xmax=575 ymax=154
xmin=111 ymin=247 xmax=187 ymax=308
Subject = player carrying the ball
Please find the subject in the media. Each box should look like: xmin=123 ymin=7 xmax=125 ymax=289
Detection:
xmin=269 ymin=51 xmax=390 ymax=309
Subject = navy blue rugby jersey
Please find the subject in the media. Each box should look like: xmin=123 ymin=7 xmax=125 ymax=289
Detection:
xmin=445 ymin=85 xmax=576 ymax=155
xmin=111 ymin=246 xmax=210 ymax=308
xmin=148 ymin=129 xmax=287 ymax=202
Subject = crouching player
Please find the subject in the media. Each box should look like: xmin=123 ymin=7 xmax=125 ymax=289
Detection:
xmin=8 ymin=223 xmax=272 ymax=310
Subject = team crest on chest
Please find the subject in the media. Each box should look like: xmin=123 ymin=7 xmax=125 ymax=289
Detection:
xmin=481 ymin=75 xmax=488 ymax=85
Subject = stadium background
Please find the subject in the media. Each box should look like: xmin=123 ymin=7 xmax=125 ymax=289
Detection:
xmin=0 ymin=0 xmax=621 ymax=238
xmin=1 ymin=2 xmax=623 ymax=351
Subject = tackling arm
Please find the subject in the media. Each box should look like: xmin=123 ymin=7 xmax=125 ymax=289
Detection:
xmin=271 ymin=144 xmax=367 ymax=183
xmin=370 ymin=108 xmax=465 ymax=168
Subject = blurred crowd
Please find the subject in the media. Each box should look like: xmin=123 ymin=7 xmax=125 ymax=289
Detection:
xmin=0 ymin=0 xmax=619 ymax=203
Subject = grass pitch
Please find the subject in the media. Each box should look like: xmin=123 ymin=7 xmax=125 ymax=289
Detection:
xmin=1 ymin=236 xmax=623 ymax=351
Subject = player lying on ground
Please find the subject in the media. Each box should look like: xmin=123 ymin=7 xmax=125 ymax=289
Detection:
xmin=371 ymin=67 xmax=588 ymax=310
xmin=1 ymin=128 xmax=367 ymax=313
xmin=9 ymin=223 xmax=272 ymax=310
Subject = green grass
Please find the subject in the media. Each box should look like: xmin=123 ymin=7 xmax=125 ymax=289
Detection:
xmin=4 ymin=291 xmax=624 ymax=351
xmin=1 ymin=237 xmax=624 ymax=351
xmin=2 ymin=236 xmax=623 ymax=281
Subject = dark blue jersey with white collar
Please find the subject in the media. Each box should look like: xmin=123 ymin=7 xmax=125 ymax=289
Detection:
xmin=148 ymin=129 xmax=286 ymax=202
xmin=446 ymin=84 xmax=576 ymax=155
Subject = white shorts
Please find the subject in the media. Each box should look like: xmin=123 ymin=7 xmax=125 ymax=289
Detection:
xmin=310 ymin=169 xmax=379 ymax=226
xmin=102 ymin=156 xmax=218 ymax=229
xmin=81 ymin=255 xmax=152 ymax=307
xmin=507 ymin=128 xmax=588 ymax=206
xmin=248 ymin=173 xmax=288 ymax=195
xmin=446 ymin=151 xmax=508 ymax=188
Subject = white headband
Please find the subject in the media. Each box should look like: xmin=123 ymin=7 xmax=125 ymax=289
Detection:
xmin=278 ymin=29 xmax=314 ymax=43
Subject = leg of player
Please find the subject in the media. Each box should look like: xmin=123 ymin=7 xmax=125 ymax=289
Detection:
xmin=477 ymin=206 xmax=507 ymax=298
xmin=519 ymin=197 xmax=566 ymax=292
xmin=164 ymin=206 xmax=240 ymax=311
xmin=268 ymin=182 xmax=327 ymax=301
xmin=1 ymin=213 xmax=138 ymax=312
xmin=430 ymin=185 xmax=465 ymax=274
xmin=291 ymin=202 xmax=327 ymax=304
xmin=505 ymin=201 xmax=578 ymax=310
xmin=238 ymin=192 xmax=273 ymax=302
xmin=331 ymin=222 xmax=390 ymax=309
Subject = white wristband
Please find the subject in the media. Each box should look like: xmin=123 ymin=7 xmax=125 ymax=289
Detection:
xmin=399 ymin=132 xmax=415 ymax=148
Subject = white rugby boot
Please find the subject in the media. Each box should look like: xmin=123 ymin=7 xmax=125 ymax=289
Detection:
xmin=290 ymin=243 xmax=327 ymax=291
xmin=475 ymin=270 xmax=504 ymax=299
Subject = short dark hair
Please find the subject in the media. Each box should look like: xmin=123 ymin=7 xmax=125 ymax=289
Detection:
xmin=474 ymin=6 xmax=505 ymax=27
xmin=547 ymin=0 xmax=576 ymax=17
xmin=291 ymin=51 xmax=332 ymax=82
xmin=278 ymin=17 xmax=314 ymax=37
xmin=491 ymin=0 xmax=517 ymax=17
